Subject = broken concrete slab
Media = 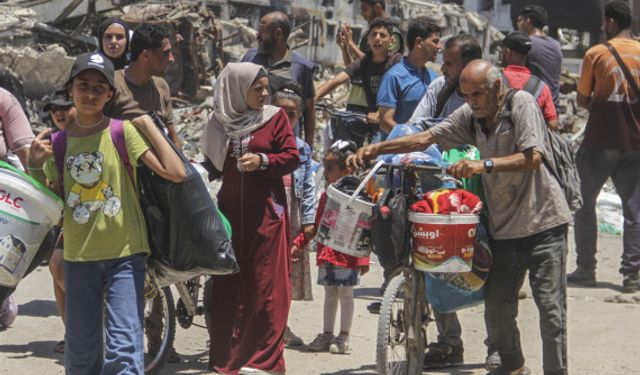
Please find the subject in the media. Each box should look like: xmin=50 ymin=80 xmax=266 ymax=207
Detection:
xmin=0 ymin=44 xmax=74 ymax=99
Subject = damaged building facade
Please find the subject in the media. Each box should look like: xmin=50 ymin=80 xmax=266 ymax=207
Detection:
xmin=219 ymin=0 xmax=504 ymax=67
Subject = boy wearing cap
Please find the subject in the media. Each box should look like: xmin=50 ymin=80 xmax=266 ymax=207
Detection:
xmin=499 ymin=31 xmax=558 ymax=130
xmin=44 ymin=90 xmax=75 ymax=132
xmin=28 ymin=52 xmax=186 ymax=374
xmin=43 ymin=89 xmax=75 ymax=354
xmin=517 ymin=5 xmax=562 ymax=107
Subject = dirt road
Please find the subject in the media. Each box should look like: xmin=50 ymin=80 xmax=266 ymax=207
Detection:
xmin=1 ymin=231 xmax=638 ymax=374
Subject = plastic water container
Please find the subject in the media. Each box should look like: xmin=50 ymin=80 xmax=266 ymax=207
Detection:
xmin=409 ymin=212 xmax=479 ymax=273
xmin=0 ymin=161 xmax=63 ymax=287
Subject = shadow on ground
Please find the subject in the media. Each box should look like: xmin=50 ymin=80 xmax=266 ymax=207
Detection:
xmin=428 ymin=362 xmax=486 ymax=374
xmin=0 ymin=340 xmax=64 ymax=367
xmin=568 ymin=281 xmax=622 ymax=293
xmin=321 ymin=363 xmax=377 ymax=374
xmin=354 ymin=287 xmax=382 ymax=299
xmin=18 ymin=299 xmax=59 ymax=318
xmin=159 ymin=350 xmax=210 ymax=374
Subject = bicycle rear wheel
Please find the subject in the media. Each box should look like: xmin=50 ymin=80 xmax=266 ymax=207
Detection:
xmin=144 ymin=286 xmax=176 ymax=374
xmin=376 ymin=270 xmax=426 ymax=375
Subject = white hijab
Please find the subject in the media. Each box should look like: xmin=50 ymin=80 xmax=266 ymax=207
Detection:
xmin=203 ymin=62 xmax=279 ymax=170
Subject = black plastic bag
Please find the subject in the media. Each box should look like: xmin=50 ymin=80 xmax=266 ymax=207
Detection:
xmin=371 ymin=188 xmax=408 ymax=272
xmin=136 ymin=117 xmax=239 ymax=287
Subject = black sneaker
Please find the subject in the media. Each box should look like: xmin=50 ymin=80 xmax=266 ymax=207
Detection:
xmin=567 ymin=266 xmax=596 ymax=287
xmin=367 ymin=302 xmax=381 ymax=315
xmin=623 ymin=272 xmax=640 ymax=294
xmin=484 ymin=350 xmax=501 ymax=371
xmin=423 ymin=341 xmax=463 ymax=369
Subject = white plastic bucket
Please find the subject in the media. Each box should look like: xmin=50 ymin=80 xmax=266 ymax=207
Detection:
xmin=409 ymin=212 xmax=479 ymax=273
xmin=316 ymin=185 xmax=375 ymax=258
xmin=0 ymin=162 xmax=63 ymax=287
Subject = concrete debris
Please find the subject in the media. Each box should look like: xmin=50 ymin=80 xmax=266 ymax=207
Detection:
xmin=0 ymin=6 xmax=38 ymax=42
xmin=395 ymin=1 xmax=505 ymax=48
xmin=0 ymin=44 xmax=74 ymax=100
xmin=219 ymin=18 xmax=257 ymax=63
xmin=174 ymin=105 xmax=209 ymax=162
xmin=604 ymin=294 xmax=640 ymax=304
xmin=122 ymin=2 xmax=222 ymax=101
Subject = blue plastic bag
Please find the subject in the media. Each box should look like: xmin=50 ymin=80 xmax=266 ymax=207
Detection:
xmin=425 ymin=273 xmax=485 ymax=313
xmin=377 ymin=124 xmax=425 ymax=163
xmin=423 ymin=221 xmax=493 ymax=313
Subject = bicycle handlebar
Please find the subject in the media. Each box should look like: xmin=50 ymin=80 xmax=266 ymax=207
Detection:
xmin=373 ymin=162 xmax=463 ymax=187
xmin=375 ymin=162 xmax=443 ymax=173
xmin=315 ymin=103 xmax=367 ymax=121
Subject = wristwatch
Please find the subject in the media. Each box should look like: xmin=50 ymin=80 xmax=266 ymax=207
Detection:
xmin=258 ymin=153 xmax=269 ymax=171
xmin=483 ymin=159 xmax=494 ymax=174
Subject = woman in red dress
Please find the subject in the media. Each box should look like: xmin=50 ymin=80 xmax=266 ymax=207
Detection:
xmin=203 ymin=62 xmax=299 ymax=375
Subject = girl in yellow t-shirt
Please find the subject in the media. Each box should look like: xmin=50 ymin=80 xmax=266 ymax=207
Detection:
xmin=28 ymin=52 xmax=186 ymax=374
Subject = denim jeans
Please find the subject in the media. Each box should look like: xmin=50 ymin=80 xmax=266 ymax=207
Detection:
xmin=574 ymin=148 xmax=640 ymax=275
xmin=485 ymin=225 xmax=568 ymax=375
xmin=64 ymin=254 xmax=145 ymax=375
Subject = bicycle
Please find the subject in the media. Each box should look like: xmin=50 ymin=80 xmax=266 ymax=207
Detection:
xmin=316 ymin=103 xmax=371 ymax=151
xmin=143 ymin=269 xmax=214 ymax=374
xmin=370 ymin=163 xmax=454 ymax=375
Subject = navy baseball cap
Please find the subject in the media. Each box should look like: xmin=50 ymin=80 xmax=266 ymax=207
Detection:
xmin=502 ymin=31 xmax=532 ymax=54
xmin=43 ymin=89 xmax=73 ymax=111
xmin=68 ymin=52 xmax=115 ymax=87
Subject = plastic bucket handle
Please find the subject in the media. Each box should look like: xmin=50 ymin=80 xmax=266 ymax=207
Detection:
xmin=347 ymin=160 xmax=384 ymax=207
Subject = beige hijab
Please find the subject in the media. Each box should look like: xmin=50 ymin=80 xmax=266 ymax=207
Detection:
xmin=203 ymin=62 xmax=280 ymax=170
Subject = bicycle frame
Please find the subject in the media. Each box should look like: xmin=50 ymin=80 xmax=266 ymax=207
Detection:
xmin=175 ymin=280 xmax=199 ymax=317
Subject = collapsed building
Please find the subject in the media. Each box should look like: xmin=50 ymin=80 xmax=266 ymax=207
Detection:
xmin=0 ymin=0 xmax=589 ymax=140
xmin=219 ymin=0 xmax=505 ymax=67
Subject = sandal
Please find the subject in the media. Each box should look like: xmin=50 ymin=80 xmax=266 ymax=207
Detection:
xmin=423 ymin=341 xmax=463 ymax=369
xmin=53 ymin=340 xmax=65 ymax=354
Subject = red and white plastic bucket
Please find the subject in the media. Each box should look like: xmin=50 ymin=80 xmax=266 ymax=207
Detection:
xmin=409 ymin=212 xmax=479 ymax=273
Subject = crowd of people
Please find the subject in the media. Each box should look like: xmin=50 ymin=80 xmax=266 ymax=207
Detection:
xmin=0 ymin=0 xmax=638 ymax=374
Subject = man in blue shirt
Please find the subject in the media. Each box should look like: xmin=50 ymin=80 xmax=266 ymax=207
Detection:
xmin=376 ymin=17 xmax=440 ymax=136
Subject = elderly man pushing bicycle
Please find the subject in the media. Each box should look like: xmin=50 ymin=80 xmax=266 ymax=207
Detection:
xmin=348 ymin=59 xmax=572 ymax=375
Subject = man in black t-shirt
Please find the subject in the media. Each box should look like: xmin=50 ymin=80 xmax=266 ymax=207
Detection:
xmin=338 ymin=0 xmax=404 ymax=113
xmin=316 ymin=18 xmax=401 ymax=124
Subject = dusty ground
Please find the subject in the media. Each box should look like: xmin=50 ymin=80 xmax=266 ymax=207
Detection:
xmin=1 ymin=230 xmax=639 ymax=375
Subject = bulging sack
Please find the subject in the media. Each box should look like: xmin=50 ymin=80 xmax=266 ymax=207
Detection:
xmin=137 ymin=118 xmax=238 ymax=286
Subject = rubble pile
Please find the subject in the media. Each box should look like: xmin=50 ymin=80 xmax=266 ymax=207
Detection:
xmin=174 ymin=104 xmax=210 ymax=162
xmin=0 ymin=6 xmax=38 ymax=44
xmin=0 ymin=44 xmax=74 ymax=100
xmin=396 ymin=1 xmax=505 ymax=47
xmin=122 ymin=2 xmax=223 ymax=100
xmin=219 ymin=18 xmax=256 ymax=63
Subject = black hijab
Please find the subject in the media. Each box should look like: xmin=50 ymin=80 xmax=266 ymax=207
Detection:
xmin=97 ymin=17 xmax=131 ymax=70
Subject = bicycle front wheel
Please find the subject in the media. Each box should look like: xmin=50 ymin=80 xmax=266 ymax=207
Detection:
xmin=376 ymin=270 xmax=427 ymax=375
